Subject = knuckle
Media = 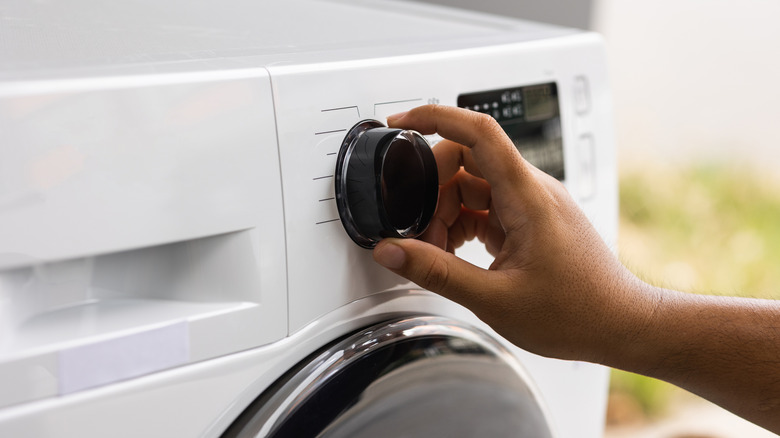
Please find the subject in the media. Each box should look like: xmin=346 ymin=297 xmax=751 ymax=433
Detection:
xmin=471 ymin=112 xmax=507 ymax=147
xmin=421 ymin=254 xmax=451 ymax=292
xmin=472 ymin=112 xmax=497 ymax=133
xmin=427 ymin=103 xmax=443 ymax=118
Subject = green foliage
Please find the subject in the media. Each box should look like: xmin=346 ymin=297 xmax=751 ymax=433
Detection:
xmin=610 ymin=369 xmax=673 ymax=418
xmin=619 ymin=163 xmax=780 ymax=298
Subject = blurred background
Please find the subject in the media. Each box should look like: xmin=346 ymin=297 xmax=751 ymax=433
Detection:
xmin=597 ymin=2 xmax=780 ymax=437
xmin=412 ymin=0 xmax=780 ymax=436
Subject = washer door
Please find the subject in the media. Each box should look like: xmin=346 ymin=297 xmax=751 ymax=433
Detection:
xmin=222 ymin=316 xmax=554 ymax=438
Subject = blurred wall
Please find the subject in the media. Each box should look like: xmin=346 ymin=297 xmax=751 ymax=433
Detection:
xmin=593 ymin=0 xmax=780 ymax=169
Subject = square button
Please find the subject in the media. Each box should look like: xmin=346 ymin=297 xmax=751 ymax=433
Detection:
xmin=578 ymin=134 xmax=596 ymax=200
xmin=574 ymin=76 xmax=591 ymax=115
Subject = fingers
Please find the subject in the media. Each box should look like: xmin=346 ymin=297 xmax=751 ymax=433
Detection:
xmin=420 ymin=169 xmax=491 ymax=251
xmin=387 ymin=105 xmax=501 ymax=149
xmin=437 ymin=169 xmax=491 ymax=215
xmin=373 ymin=238 xmax=493 ymax=306
xmin=432 ymin=139 xmax=482 ymax=182
xmin=388 ymin=105 xmax=531 ymax=204
xmin=445 ymin=208 xmax=490 ymax=251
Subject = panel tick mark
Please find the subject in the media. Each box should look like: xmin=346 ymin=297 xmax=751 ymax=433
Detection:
xmin=315 ymin=129 xmax=347 ymax=136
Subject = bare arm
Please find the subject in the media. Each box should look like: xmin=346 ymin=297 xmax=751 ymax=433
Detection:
xmin=623 ymin=289 xmax=780 ymax=429
xmin=373 ymin=105 xmax=780 ymax=432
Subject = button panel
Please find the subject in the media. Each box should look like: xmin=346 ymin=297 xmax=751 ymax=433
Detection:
xmin=572 ymin=75 xmax=596 ymax=200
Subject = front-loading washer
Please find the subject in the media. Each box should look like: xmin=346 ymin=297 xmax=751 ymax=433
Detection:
xmin=0 ymin=0 xmax=617 ymax=436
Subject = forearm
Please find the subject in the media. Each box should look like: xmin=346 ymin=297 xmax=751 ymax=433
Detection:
xmin=607 ymin=284 xmax=780 ymax=432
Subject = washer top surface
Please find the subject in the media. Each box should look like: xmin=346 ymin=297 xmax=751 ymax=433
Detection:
xmin=0 ymin=0 xmax=576 ymax=81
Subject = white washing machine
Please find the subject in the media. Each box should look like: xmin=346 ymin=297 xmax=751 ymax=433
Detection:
xmin=0 ymin=0 xmax=618 ymax=436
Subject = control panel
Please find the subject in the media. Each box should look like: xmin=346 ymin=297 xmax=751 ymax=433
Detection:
xmin=269 ymin=33 xmax=616 ymax=334
xmin=458 ymin=83 xmax=565 ymax=180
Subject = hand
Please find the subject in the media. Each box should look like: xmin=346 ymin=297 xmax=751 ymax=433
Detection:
xmin=374 ymin=105 xmax=780 ymax=432
xmin=374 ymin=105 xmax=656 ymax=363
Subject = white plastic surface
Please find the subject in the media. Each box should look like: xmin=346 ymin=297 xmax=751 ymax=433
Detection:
xmin=0 ymin=0 xmax=575 ymax=82
xmin=0 ymin=291 xmax=609 ymax=437
xmin=58 ymin=321 xmax=188 ymax=395
xmin=272 ymin=32 xmax=618 ymax=333
xmin=0 ymin=71 xmax=279 ymax=269
xmin=0 ymin=228 xmax=288 ymax=408
xmin=0 ymin=72 xmax=288 ymax=407
xmin=0 ymin=1 xmax=616 ymax=436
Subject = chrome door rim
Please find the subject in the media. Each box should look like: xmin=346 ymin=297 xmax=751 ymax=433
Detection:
xmin=223 ymin=316 xmax=555 ymax=438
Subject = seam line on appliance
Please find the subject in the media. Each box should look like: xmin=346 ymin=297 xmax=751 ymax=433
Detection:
xmin=264 ymin=66 xmax=292 ymax=337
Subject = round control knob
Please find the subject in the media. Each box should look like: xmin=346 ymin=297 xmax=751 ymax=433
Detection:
xmin=335 ymin=119 xmax=438 ymax=248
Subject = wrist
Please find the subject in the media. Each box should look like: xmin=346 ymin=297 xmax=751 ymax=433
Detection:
xmin=589 ymin=270 xmax=666 ymax=370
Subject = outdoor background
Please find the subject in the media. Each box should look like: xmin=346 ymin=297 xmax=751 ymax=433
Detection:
xmin=596 ymin=1 xmax=780 ymax=436
xmin=413 ymin=0 xmax=780 ymax=436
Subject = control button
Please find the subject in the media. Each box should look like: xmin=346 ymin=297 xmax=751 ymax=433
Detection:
xmin=578 ymin=134 xmax=596 ymax=200
xmin=335 ymin=120 xmax=438 ymax=248
xmin=574 ymin=76 xmax=591 ymax=115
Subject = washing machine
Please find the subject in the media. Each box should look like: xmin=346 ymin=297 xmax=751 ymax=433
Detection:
xmin=0 ymin=0 xmax=618 ymax=436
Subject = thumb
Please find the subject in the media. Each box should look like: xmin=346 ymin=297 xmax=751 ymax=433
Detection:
xmin=373 ymin=238 xmax=492 ymax=304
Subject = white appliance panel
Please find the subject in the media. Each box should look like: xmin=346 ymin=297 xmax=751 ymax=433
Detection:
xmin=272 ymin=33 xmax=615 ymax=334
xmin=0 ymin=1 xmax=617 ymax=436
xmin=0 ymin=72 xmax=283 ymax=269
xmin=0 ymin=72 xmax=289 ymax=408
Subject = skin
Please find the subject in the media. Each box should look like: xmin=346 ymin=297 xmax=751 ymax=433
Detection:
xmin=373 ymin=105 xmax=780 ymax=433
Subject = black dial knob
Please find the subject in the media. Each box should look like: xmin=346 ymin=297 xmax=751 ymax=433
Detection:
xmin=335 ymin=119 xmax=438 ymax=248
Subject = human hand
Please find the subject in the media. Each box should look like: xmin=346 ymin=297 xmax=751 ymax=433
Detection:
xmin=374 ymin=105 xmax=656 ymax=363
xmin=374 ymin=105 xmax=780 ymax=431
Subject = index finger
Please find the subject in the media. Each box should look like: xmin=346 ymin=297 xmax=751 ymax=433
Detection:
xmin=387 ymin=104 xmax=532 ymax=206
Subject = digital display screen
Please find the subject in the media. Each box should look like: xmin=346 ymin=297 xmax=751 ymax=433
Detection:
xmin=457 ymin=83 xmax=564 ymax=180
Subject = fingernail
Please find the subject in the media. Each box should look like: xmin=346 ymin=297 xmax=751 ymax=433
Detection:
xmin=386 ymin=111 xmax=408 ymax=123
xmin=374 ymin=241 xmax=406 ymax=270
